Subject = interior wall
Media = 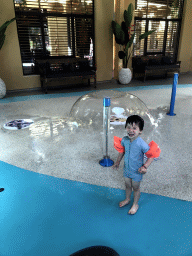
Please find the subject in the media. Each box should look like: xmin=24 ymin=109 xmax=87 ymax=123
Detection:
xmin=113 ymin=0 xmax=135 ymax=80
xmin=124 ymin=0 xmax=135 ymax=70
xmin=94 ymin=0 xmax=114 ymax=82
xmin=113 ymin=0 xmax=124 ymax=79
xmin=0 ymin=0 xmax=114 ymax=91
xmin=177 ymin=0 xmax=192 ymax=72
xmin=0 ymin=0 xmax=40 ymax=91
xmin=190 ymin=57 xmax=192 ymax=72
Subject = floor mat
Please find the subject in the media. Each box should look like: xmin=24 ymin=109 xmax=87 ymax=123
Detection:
xmin=1 ymin=160 xmax=192 ymax=256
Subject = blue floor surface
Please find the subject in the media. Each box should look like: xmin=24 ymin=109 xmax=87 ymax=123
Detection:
xmin=1 ymin=160 xmax=192 ymax=256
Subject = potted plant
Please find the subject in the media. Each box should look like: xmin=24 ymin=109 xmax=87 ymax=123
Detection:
xmin=0 ymin=0 xmax=25 ymax=98
xmin=112 ymin=3 xmax=155 ymax=84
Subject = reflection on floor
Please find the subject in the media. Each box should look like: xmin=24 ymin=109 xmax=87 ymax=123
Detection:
xmin=1 ymin=74 xmax=192 ymax=255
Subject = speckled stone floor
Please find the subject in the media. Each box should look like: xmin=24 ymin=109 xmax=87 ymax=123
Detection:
xmin=1 ymin=73 xmax=192 ymax=201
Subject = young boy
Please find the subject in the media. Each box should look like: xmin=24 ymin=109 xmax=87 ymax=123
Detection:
xmin=113 ymin=115 xmax=154 ymax=215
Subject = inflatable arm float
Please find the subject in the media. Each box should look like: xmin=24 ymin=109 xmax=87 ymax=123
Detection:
xmin=114 ymin=136 xmax=161 ymax=158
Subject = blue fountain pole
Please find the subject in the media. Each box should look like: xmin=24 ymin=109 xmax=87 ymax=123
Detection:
xmin=167 ymin=73 xmax=178 ymax=116
xmin=99 ymin=97 xmax=114 ymax=167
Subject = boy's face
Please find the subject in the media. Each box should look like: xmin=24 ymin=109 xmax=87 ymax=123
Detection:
xmin=126 ymin=122 xmax=142 ymax=141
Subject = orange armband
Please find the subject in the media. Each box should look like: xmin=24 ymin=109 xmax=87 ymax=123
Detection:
xmin=114 ymin=136 xmax=125 ymax=153
xmin=145 ymin=140 xmax=161 ymax=158
xmin=114 ymin=137 xmax=161 ymax=157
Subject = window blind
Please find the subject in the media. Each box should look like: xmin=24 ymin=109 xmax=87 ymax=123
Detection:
xmin=14 ymin=0 xmax=93 ymax=15
xmin=135 ymin=0 xmax=183 ymax=18
xmin=134 ymin=0 xmax=184 ymax=60
xmin=14 ymin=0 xmax=94 ymax=75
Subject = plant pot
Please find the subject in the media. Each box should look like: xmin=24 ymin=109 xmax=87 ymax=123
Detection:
xmin=0 ymin=78 xmax=6 ymax=99
xmin=119 ymin=68 xmax=132 ymax=85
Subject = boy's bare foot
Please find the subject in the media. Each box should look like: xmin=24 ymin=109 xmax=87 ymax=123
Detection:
xmin=119 ymin=199 xmax=130 ymax=207
xmin=128 ymin=204 xmax=139 ymax=215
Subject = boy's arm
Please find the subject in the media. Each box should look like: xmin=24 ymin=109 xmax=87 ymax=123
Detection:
xmin=112 ymin=152 xmax=125 ymax=169
xmin=138 ymin=157 xmax=154 ymax=174
xmin=143 ymin=157 xmax=154 ymax=169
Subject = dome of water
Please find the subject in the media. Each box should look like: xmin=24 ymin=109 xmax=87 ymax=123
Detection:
xmin=68 ymin=90 xmax=160 ymax=145
xmin=69 ymin=90 xmax=147 ymax=125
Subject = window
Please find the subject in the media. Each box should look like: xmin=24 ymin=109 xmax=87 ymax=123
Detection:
xmin=14 ymin=0 xmax=95 ymax=75
xmin=134 ymin=0 xmax=184 ymax=62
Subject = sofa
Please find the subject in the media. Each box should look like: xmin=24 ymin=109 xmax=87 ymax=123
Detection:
xmin=132 ymin=55 xmax=181 ymax=82
xmin=35 ymin=56 xmax=96 ymax=93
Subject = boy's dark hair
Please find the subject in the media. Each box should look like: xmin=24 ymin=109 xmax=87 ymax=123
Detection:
xmin=125 ymin=115 xmax=144 ymax=131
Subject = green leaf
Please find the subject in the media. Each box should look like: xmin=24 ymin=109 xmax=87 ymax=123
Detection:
xmin=112 ymin=20 xmax=125 ymax=45
xmin=121 ymin=21 xmax=127 ymax=33
xmin=124 ymin=10 xmax=129 ymax=29
xmin=118 ymin=51 xmax=125 ymax=59
xmin=0 ymin=34 xmax=6 ymax=50
xmin=0 ymin=17 xmax=16 ymax=50
xmin=0 ymin=27 xmax=7 ymax=37
xmin=139 ymin=30 xmax=156 ymax=40
xmin=0 ymin=18 xmax=16 ymax=33
xmin=115 ymin=36 xmax=123 ymax=45
xmin=124 ymin=3 xmax=133 ymax=29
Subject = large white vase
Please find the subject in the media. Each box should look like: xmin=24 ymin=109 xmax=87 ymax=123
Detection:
xmin=119 ymin=68 xmax=132 ymax=84
xmin=0 ymin=78 xmax=6 ymax=98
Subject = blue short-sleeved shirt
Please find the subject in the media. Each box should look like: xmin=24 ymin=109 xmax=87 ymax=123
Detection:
xmin=121 ymin=136 xmax=150 ymax=182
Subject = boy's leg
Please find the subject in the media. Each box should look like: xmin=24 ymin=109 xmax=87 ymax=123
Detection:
xmin=128 ymin=180 xmax=140 ymax=214
xmin=119 ymin=177 xmax=132 ymax=207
